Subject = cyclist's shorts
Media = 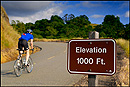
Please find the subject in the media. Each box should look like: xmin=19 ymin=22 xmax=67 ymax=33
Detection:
xmin=18 ymin=39 xmax=29 ymax=51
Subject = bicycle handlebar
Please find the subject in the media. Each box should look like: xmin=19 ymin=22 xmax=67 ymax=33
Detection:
xmin=30 ymin=49 xmax=34 ymax=54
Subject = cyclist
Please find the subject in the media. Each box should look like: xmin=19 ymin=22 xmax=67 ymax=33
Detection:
xmin=18 ymin=29 xmax=34 ymax=66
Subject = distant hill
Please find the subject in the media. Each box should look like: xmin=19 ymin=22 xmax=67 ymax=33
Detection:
xmin=1 ymin=6 xmax=20 ymax=63
xmin=90 ymin=23 xmax=99 ymax=26
xmin=90 ymin=24 xmax=99 ymax=28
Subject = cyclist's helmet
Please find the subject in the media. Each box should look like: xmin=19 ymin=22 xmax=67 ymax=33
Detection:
xmin=27 ymin=29 xmax=33 ymax=33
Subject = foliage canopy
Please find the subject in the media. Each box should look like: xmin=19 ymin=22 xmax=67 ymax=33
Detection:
xmin=11 ymin=14 xmax=130 ymax=40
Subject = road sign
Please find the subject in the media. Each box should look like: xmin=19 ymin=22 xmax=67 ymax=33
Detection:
xmin=67 ymin=39 xmax=116 ymax=75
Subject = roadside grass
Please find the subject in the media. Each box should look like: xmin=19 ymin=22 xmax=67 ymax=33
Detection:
xmin=115 ymin=38 xmax=129 ymax=57
xmin=33 ymin=37 xmax=84 ymax=42
xmin=1 ymin=16 xmax=20 ymax=50
xmin=1 ymin=15 xmax=20 ymax=63
xmin=1 ymin=6 xmax=8 ymax=20
xmin=114 ymin=38 xmax=129 ymax=86
xmin=116 ymin=58 xmax=129 ymax=86
xmin=33 ymin=38 xmax=67 ymax=42
xmin=1 ymin=48 xmax=19 ymax=64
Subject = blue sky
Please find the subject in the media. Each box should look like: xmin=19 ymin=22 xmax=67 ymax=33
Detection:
xmin=1 ymin=1 xmax=129 ymax=25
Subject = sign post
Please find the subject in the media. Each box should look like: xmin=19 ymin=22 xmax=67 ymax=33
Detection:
xmin=88 ymin=31 xmax=99 ymax=86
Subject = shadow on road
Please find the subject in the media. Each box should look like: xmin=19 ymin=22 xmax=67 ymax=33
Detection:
xmin=1 ymin=71 xmax=15 ymax=78
xmin=2 ymin=72 xmax=13 ymax=75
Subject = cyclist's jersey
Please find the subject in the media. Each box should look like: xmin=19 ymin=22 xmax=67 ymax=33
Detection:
xmin=19 ymin=33 xmax=33 ymax=41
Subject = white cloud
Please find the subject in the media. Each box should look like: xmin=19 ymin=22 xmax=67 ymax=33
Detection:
xmin=2 ymin=1 xmax=52 ymax=17
xmin=81 ymin=1 xmax=103 ymax=8
xmin=125 ymin=11 xmax=129 ymax=17
xmin=9 ymin=2 xmax=64 ymax=24
xmin=90 ymin=14 xmax=104 ymax=18
xmin=115 ymin=14 xmax=121 ymax=17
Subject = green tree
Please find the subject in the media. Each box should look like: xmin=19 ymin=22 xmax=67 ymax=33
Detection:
xmin=33 ymin=29 xmax=43 ymax=38
xmin=35 ymin=19 xmax=49 ymax=31
xmin=100 ymin=31 xmax=106 ymax=38
xmin=51 ymin=15 xmax=64 ymax=23
xmin=102 ymin=15 xmax=124 ymax=38
xmin=13 ymin=20 xmax=26 ymax=34
xmin=45 ymin=26 xmax=58 ymax=38
xmin=50 ymin=15 xmax=65 ymax=38
xmin=62 ymin=14 xmax=75 ymax=24
xmin=25 ymin=22 xmax=34 ymax=30
xmin=123 ymin=23 xmax=130 ymax=39
xmin=67 ymin=15 xmax=91 ymax=27
xmin=11 ymin=20 xmax=17 ymax=30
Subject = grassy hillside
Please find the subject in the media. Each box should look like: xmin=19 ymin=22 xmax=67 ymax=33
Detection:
xmin=1 ymin=6 xmax=20 ymax=63
xmin=90 ymin=23 xmax=99 ymax=28
xmin=116 ymin=38 xmax=129 ymax=57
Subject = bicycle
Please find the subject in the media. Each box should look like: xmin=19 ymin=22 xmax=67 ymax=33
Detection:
xmin=13 ymin=49 xmax=34 ymax=77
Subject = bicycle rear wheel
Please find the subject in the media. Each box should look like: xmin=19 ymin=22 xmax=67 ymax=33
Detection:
xmin=26 ymin=57 xmax=33 ymax=73
xmin=14 ymin=59 xmax=22 ymax=77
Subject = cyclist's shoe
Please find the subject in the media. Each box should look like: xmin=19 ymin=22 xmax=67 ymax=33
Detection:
xmin=25 ymin=64 xmax=29 ymax=67
xmin=27 ymin=64 xmax=29 ymax=67
xmin=17 ymin=63 xmax=20 ymax=66
xmin=17 ymin=61 xmax=20 ymax=66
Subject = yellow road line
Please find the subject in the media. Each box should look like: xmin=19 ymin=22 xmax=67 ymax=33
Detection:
xmin=48 ymin=49 xmax=66 ymax=60
xmin=48 ymin=56 xmax=55 ymax=60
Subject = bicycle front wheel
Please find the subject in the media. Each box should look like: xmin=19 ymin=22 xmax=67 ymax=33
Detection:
xmin=14 ymin=59 xmax=22 ymax=77
xmin=26 ymin=57 xmax=33 ymax=73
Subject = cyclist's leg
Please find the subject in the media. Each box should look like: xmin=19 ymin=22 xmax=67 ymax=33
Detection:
xmin=23 ymin=40 xmax=29 ymax=65
xmin=25 ymin=49 xmax=29 ymax=65
xmin=18 ymin=40 xmax=23 ymax=59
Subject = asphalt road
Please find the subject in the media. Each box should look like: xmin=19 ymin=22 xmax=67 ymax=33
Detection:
xmin=1 ymin=42 xmax=83 ymax=86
